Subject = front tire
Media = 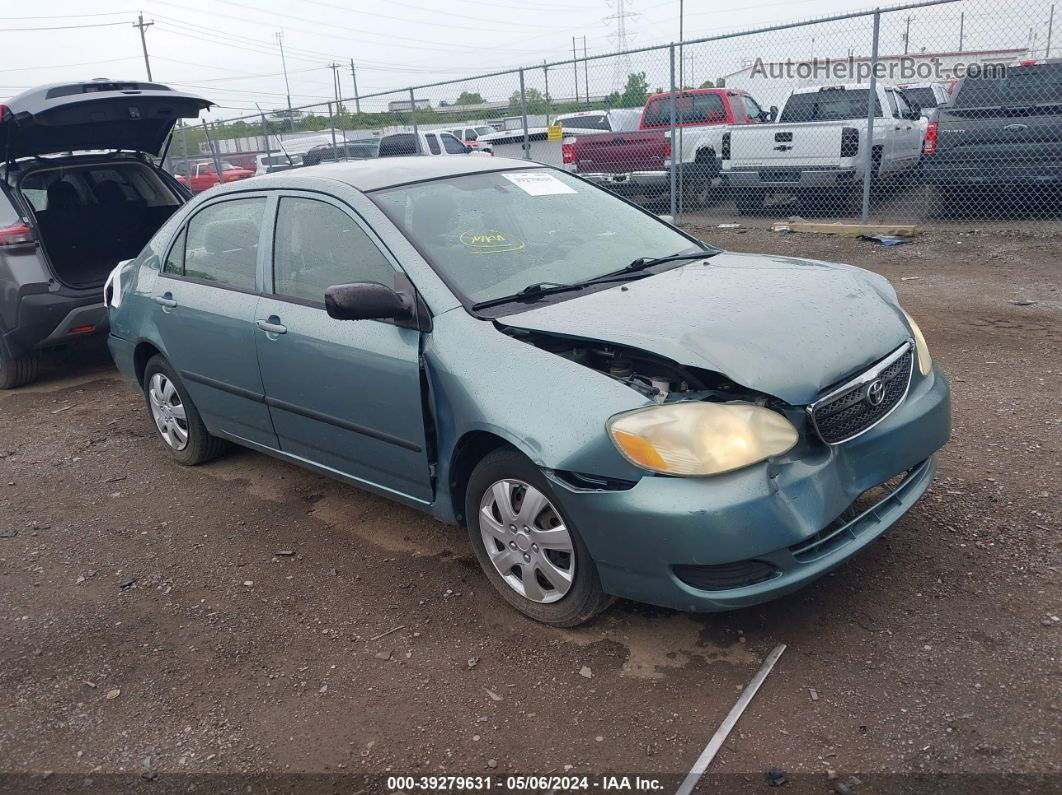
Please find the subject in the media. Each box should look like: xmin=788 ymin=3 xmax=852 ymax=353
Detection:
xmin=465 ymin=448 xmax=612 ymax=627
xmin=143 ymin=355 xmax=228 ymax=465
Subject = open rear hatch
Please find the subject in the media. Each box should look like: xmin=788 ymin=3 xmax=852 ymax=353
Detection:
xmin=0 ymin=79 xmax=211 ymax=159
xmin=1 ymin=80 xmax=212 ymax=291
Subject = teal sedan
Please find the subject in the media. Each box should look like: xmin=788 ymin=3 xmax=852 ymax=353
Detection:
xmin=106 ymin=157 xmax=950 ymax=626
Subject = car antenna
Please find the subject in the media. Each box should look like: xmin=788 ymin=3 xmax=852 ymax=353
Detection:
xmin=256 ymin=103 xmax=294 ymax=167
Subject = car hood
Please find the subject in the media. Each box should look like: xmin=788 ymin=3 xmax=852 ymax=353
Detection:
xmin=0 ymin=80 xmax=211 ymax=158
xmin=500 ymin=251 xmax=911 ymax=405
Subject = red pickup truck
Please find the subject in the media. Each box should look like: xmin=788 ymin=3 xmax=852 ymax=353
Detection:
xmin=562 ymin=87 xmax=768 ymax=203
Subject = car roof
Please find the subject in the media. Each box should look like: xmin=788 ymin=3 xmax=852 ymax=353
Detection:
xmin=251 ymin=155 xmax=546 ymax=192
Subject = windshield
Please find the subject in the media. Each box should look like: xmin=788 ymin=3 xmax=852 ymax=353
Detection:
xmin=371 ymin=169 xmax=701 ymax=307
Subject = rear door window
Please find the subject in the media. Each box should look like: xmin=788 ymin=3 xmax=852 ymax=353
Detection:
xmin=163 ymin=227 xmax=187 ymax=275
xmin=181 ymin=197 xmax=266 ymax=291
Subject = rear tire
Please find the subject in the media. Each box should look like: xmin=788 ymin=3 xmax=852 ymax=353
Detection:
xmin=465 ymin=448 xmax=613 ymax=627
xmin=734 ymin=189 xmax=766 ymax=215
xmin=142 ymin=355 xmax=228 ymax=465
xmin=923 ymin=183 xmax=955 ymax=218
xmin=0 ymin=347 xmax=39 ymax=390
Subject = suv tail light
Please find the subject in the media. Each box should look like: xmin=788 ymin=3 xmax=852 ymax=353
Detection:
xmin=923 ymin=120 xmax=938 ymax=155
xmin=840 ymin=127 xmax=860 ymax=158
xmin=663 ymin=136 xmax=672 ymax=161
xmin=561 ymin=142 xmax=575 ymax=164
xmin=0 ymin=222 xmax=34 ymax=249
xmin=721 ymin=132 xmax=731 ymax=160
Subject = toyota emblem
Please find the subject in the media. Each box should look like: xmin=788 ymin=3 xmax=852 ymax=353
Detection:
xmin=865 ymin=379 xmax=886 ymax=407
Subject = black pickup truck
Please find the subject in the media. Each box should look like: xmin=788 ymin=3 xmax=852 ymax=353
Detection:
xmin=922 ymin=60 xmax=1062 ymax=212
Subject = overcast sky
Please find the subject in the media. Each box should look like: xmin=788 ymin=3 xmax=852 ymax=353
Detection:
xmin=1 ymin=0 xmax=1049 ymax=119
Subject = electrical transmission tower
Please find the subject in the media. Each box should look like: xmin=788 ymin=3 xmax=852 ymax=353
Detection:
xmin=604 ymin=0 xmax=639 ymax=90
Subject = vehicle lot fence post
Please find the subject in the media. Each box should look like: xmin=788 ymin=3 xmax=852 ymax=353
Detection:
xmin=861 ymin=10 xmax=882 ymax=224
xmin=519 ymin=68 xmax=531 ymax=160
xmin=409 ymin=88 xmax=420 ymax=152
xmin=258 ymin=112 xmax=272 ymax=163
xmin=201 ymin=120 xmax=224 ymax=181
xmin=179 ymin=122 xmax=190 ymax=185
xmin=327 ymin=102 xmax=338 ymax=154
xmin=669 ymin=43 xmax=678 ymax=221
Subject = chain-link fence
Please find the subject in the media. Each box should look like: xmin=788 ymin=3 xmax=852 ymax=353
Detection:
xmin=168 ymin=0 xmax=1062 ymax=228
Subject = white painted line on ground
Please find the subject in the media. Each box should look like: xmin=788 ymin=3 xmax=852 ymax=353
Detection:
xmin=674 ymin=643 xmax=787 ymax=795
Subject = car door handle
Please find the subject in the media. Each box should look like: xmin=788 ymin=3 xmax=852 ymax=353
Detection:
xmin=153 ymin=294 xmax=177 ymax=308
xmin=256 ymin=319 xmax=287 ymax=335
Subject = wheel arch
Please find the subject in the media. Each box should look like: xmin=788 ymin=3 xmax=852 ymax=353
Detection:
xmin=133 ymin=340 xmax=164 ymax=387
xmin=446 ymin=430 xmax=520 ymax=527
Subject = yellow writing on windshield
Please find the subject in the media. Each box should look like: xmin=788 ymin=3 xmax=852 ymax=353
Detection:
xmin=459 ymin=230 xmax=526 ymax=254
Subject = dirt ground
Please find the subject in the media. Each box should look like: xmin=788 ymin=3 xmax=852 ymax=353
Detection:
xmin=0 ymin=218 xmax=1059 ymax=792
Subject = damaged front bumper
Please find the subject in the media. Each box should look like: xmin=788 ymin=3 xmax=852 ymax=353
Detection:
xmin=548 ymin=364 xmax=951 ymax=612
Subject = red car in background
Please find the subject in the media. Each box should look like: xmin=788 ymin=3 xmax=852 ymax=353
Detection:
xmin=173 ymin=160 xmax=254 ymax=193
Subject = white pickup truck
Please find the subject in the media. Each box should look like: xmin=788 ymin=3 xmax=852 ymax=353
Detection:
xmin=722 ymin=83 xmax=924 ymax=213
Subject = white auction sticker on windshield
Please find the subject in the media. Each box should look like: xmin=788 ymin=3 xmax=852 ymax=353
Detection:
xmin=502 ymin=171 xmax=577 ymax=196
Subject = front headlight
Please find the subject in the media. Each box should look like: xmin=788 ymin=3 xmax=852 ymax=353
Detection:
xmin=902 ymin=310 xmax=932 ymax=376
xmin=607 ymin=401 xmax=798 ymax=476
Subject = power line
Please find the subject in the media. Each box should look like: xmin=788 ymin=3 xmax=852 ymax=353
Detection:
xmin=0 ymin=56 xmax=141 ymax=74
xmin=0 ymin=11 xmax=134 ymax=19
xmin=0 ymin=20 xmax=130 ymax=32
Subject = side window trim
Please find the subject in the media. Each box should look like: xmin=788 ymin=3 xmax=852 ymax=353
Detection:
xmin=157 ymin=192 xmax=271 ymax=296
xmin=266 ymin=189 xmax=402 ymax=307
xmin=161 ymin=224 xmax=187 ymax=275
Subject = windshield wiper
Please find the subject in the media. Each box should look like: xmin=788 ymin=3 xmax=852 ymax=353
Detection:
xmin=471 ymin=281 xmax=582 ymax=311
xmin=470 ymin=251 xmax=721 ymax=312
xmin=578 ymin=249 xmax=722 ymax=286
xmin=624 ymin=249 xmax=722 ymax=272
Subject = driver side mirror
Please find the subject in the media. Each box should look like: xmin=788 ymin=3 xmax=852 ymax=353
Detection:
xmin=325 ymin=282 xmax=413 ymax=322
xmin=768 ymin=105 xmax=778 ymax=122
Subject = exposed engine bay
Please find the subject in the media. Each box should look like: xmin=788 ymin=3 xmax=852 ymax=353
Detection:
xmin=503 ymin=327 xmax=773 ymax=405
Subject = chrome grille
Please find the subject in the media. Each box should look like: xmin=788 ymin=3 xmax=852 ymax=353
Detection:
xmin=808 ymin=343 xmax=913 ymax=445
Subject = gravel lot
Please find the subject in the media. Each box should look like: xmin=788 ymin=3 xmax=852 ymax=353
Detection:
xmin=0 ymin=218 xmax=1059 ymax=791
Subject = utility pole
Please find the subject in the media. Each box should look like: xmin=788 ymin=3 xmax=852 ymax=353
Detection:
xmin=679 ymin=0 xmax=684 ymax=90
xmin=543 ymin=60 xmax=551 ymax=109
xmin=328 ymin=62 xmax=343 ymax=143
xmin=328 ymin=62 xmax=342 ymax=107
xmin=349 ymin=59 xmax=361 ymax=114
xmin=275 ymin=31 xmax=295 ymax=131
xmin=133 ymin=12 xmax=154 ymax=81
xmin=572 ymin=37 xmax=580 ymax=104
xmin=903 ymin=15 xmax=911 ymax=55
xmin=582 ymin=36 xmax=590 ymax=107
xmin=958 ymin=12 xmax=964 ymax=52
xmin=1048 ymin=4 xmax=1055 ymax=58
